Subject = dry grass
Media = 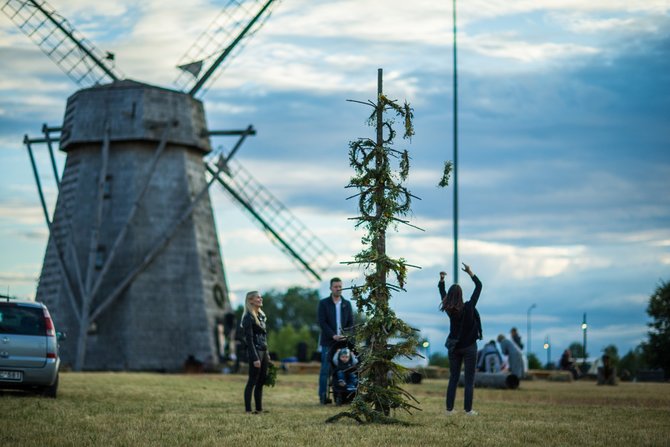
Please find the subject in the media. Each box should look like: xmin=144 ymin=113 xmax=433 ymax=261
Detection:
xmin=1 ymin=372 xmax=669 ymax=446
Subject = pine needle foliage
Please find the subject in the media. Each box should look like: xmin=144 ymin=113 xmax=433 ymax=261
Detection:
xmin=327 ymin=71 xmax=425 ymax=425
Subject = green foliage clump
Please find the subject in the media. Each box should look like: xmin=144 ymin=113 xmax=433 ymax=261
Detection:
xmin=602 ymin=344 xmax=620 ymax=366
xmin=527 ymin=353 xmax=542 ymax=370
xmin=438 ymin=161 xmax=453 ymax=188
xmin=568 ymin=342 xmax=586 ymax=359
xmin=618 ymin=346 xmax=647 ymax=380
xmin=267 ymin=324 xmax=315 ymax=360
xmin=641 ymin=280 xmax=670 ymax=379
xmin=428 ymin=352 xmax=450 ymax=368
xmin=264 ymin=362 xmax=278 ymax=387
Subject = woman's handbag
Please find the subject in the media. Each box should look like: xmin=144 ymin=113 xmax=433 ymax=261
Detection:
xmin=445 ymin=310 xmax=466 ymax=351
xmin=445 ymin=336 xmax=458 ymax=351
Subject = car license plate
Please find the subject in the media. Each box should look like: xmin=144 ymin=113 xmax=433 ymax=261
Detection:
xmin=0 ymin=370 xmax=23 ymax=381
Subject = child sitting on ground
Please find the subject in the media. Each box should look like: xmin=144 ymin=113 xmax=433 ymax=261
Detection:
xmin=333 ymin=347 xmax=358 ymax=392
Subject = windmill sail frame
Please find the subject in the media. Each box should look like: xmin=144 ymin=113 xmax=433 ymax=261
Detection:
xmin=2 ymin=0 xmax=122 ymax=87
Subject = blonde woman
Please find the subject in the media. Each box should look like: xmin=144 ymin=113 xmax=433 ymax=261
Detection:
xmin=241 ymin=290 xmax=269 ymax=413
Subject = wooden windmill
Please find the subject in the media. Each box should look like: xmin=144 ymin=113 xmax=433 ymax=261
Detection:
xmin=2 ymin=0 xmax=335 ymax=371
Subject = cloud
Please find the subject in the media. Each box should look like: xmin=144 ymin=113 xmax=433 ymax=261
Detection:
xmin=460 ymin=1 xmax=670 ymax=20
xmin=0 ymin=202 xmax=46 ymax=227
xmin=0 ymin=268 xmax=40 ymax=300
xmin=464 ymin=32 xmax=600 ymax=63
xmin=0 ymin=272 xmax=37 ymax=283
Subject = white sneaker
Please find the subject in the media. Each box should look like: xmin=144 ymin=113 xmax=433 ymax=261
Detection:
xmin=446 ymin=409 xmax=456 ymax=415
xmin=465 ymin=410 xmax=478 ymax=416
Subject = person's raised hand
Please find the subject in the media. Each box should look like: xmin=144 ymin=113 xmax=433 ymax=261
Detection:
xmin=461 ymin=263 xmax=473 ymax=276
xmin=439 ymin=271 xmax=447 ymax=281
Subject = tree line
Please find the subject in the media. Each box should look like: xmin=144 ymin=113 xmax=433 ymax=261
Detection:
xmin=567 ymin=280 xmax=670 ymax=380
xmin=233 ymin=279 xmax=670 ymax=381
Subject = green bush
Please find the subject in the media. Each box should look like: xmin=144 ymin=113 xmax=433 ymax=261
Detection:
xmin=619 ymin=347 xmax=647 ymax=380
xmin=429 ymin=352 xmax=449 ymax=368
xmin=527 ymin=353 xmax=542 ymax=370
xmin=267 ymin=324 xmax=316 ymax=360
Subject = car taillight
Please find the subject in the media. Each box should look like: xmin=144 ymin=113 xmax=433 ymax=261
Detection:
xmin=47 ymin=352 xmax=57 ymax=359
xmin=43 ymin=308 xmax=55 ymax=337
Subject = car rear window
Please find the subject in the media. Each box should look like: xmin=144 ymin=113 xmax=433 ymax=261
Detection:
xmin=0 ymin=304 xmax=46 ymax=336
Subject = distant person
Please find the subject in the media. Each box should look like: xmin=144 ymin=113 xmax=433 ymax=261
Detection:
xmin=317 ymin=277 xmax=354 ymax=404
xmin=498 ymin=334 xmax=525 ymax=379
xmin=241 ymin=290 xmax=269 ymax=414
xmin=597 ymin=354 xmax=617 ymax=386
xmin=439 ymin=263 xmax=483 ymax=416
xmin=478 ymin=340 xmax=503 ymax=373
xmin=560 ymin=349 xmax=581 ymax=380
xmin=510 ymin=327 xmax=524 ymax=350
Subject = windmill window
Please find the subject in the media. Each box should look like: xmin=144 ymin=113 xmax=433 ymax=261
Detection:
xmin=207 ymin=250 xmax=218 ymax=273
xmin=95 ymin=245 xmax=106 ymax=270
xmin=213 ymin=284 xmax=225 ymax=309
xmin=103 ymin=174 xmax=113 ymax=199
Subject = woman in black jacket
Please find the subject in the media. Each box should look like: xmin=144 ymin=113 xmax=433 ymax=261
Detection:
xmin=439 ymin=263 xmax=482 ymax=416
xmin=241 ymin=290 xmax=269 ymax=413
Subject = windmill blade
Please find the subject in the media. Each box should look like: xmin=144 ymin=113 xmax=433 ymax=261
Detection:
xmin=1 ymin=0 xmax=122 ymax=87
xmin=174 ymin=0 xmax=280 ymax=97
xmin=205 ymin=155 xmax=335 ymax=282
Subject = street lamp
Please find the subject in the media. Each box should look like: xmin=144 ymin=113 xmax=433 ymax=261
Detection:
xmin=527 ymin=303 xmax=537 ymax=358
xmin=543 ymin=336 xmax=551 ymax=369
xmin=581 ymin=313 xmax=588 ymax=367
xmin=422 ymin=340 xmax=431 ymax=363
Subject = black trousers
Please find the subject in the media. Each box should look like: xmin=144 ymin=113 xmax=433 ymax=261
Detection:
xmin=244 ymin=350 xmax=268 ymax=412
xmin=447 ymin=342 xmax=477 ymax=412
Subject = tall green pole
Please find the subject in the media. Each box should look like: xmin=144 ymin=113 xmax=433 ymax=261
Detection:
xmin=452 ymin=0 xmax=459 ymax=283
xmin=582 ymin=313 xmax=588 ymax=366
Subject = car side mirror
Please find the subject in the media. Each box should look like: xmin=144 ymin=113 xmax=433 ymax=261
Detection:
xmin=57 ymin=331 xmax=67 ymax=341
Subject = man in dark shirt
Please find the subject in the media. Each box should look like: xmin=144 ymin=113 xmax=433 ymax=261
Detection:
xmin=317 ymin=277 xmax=354 ymax=404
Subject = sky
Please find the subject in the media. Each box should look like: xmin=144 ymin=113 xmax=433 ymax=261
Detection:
xmin=1 ymin=0 xmax=668 ymax=364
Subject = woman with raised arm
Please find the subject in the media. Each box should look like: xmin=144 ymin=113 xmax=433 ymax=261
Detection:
xmin=241 ymin=290 xmax=269 ymax=414
xmin=439 ymin=263 xmax=483 ymax=416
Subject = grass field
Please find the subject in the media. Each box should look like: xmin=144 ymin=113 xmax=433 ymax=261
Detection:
xmin=1 ymin=372 xmax=669 ymax=446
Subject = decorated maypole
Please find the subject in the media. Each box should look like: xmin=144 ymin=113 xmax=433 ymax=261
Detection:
xmin=328 ymin=69 xmax=451 ymax=424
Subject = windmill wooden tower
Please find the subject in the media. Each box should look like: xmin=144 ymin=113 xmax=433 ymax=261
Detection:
xmin=2 ymin=0 xmax=335 ymax=371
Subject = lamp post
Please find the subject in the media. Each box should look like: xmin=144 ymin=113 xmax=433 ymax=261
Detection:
xmin=527 ymin=303 xmax=536 ymax=358
xmin=452 ymin=0 xmax=459 ymax=284
xmin=422 ymin=340 xmax=431 ymax=364
xmin=581 ymin=313 xmax=588 ymax=367
xmin=543 ymin=336 xmax=551 ymax=369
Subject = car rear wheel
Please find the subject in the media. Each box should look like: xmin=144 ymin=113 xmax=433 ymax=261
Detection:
xmin=41 ymin=374 xmax=58 ymax=398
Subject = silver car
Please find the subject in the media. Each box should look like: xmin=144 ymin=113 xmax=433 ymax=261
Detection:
xmin=0 ymin=298 xmax=63 ymax=397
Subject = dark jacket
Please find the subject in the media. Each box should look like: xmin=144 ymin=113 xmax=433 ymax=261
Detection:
xmin=317 ymin=296 xmax=354 ymax=347
xmin=241 ymin=312 xmax=268 ymax=363
xmin=439 ymin=275 xmax=483 ymax=350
